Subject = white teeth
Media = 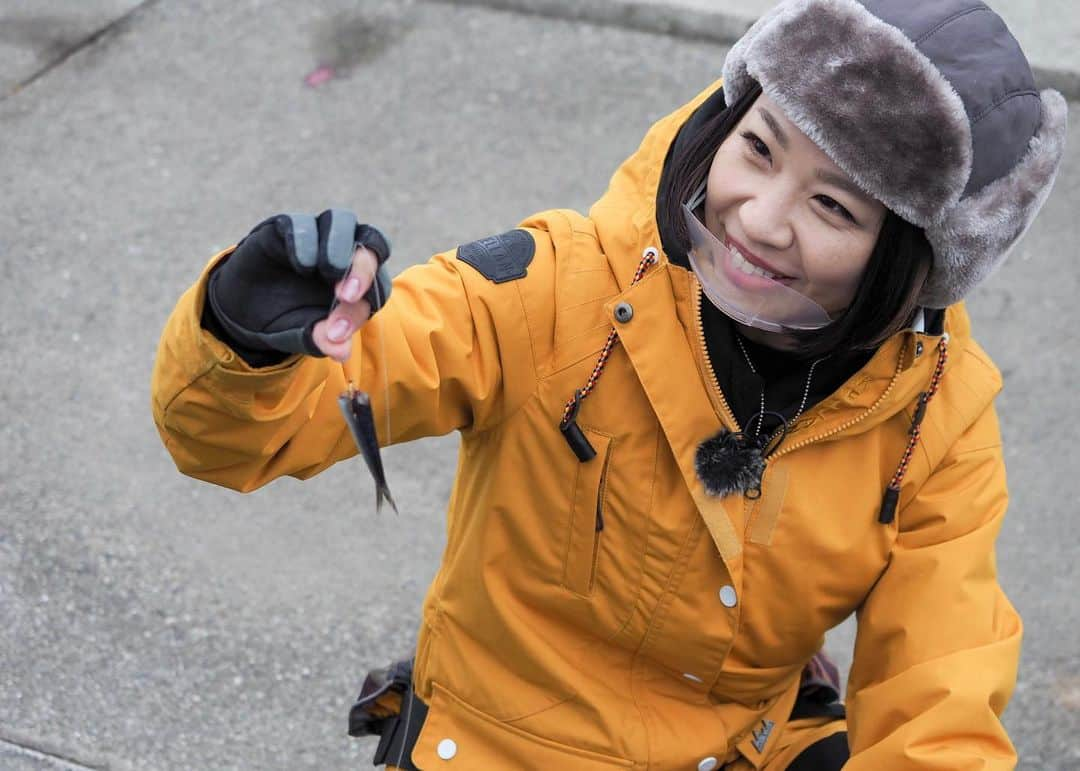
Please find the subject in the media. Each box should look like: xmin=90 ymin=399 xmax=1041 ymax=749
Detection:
xmin=730 ymin=245 xmax=779 ymax=279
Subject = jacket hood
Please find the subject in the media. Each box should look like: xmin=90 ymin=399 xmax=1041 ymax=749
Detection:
xmin=588 ymin=79 xmax=726 ymax=284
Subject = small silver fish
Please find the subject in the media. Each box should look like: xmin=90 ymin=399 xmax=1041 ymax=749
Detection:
xmin=338 ymin=383 xmax=398 ymax=514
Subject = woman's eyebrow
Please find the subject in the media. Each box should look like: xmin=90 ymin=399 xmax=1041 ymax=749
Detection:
xmin=758 ymin=108 xmax=790 ymax=150
xmin=759 ymin=106 xmax=874 ymax=206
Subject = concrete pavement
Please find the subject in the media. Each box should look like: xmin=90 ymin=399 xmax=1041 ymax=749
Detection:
xmin=0 ymin=0 xmax=146 ymax=98
xmin=7 ymin=1 xmax=1080 ymax=101
xmin=438 ymin=0 xmax=1080 ymax=98
xmin=1 ymin=0 xmax=1078 ymax=768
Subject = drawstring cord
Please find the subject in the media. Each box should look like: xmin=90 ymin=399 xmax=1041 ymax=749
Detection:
xmin=559 ymin=250 xmax=658 ymax=461
xmin=878 ymin=334 xmax=950 ymax=524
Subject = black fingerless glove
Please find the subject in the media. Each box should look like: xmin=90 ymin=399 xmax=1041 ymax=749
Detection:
xmin=201 ymin=209 xmax=392 ymax=366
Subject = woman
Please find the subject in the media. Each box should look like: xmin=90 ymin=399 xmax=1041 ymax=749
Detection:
xmin=151 ymin=0 xmax=1067 ymax=767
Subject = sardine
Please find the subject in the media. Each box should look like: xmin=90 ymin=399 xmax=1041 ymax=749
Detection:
xmin=338 ymin=383 xmax=398 ymax=514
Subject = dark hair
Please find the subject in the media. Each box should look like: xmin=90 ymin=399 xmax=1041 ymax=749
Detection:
xmin=657 ymin=82 xmax=933 ymax=359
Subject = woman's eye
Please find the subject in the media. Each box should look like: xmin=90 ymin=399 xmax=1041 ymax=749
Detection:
xmin=740 ymin=131 xmax=771 ymax=162
xmin=817 ymin=195 xmax=857 ymax=224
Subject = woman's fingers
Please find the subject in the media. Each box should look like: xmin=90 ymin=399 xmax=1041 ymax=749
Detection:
xmin=313 ymin=246 xmax=380 ymax=361
xmin=336 ymin=246 xmax=380 ymax=303
xmin=312 ymin=315 xmax=360 ymax=361
xmin=312 ymin=296 xmax=371 ymax=361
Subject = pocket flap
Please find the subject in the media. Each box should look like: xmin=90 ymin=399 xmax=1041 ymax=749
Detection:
xmin=412 ymin=683 xmax=633 ymax=770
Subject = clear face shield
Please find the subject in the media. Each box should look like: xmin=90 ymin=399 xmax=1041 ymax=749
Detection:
xmin=682 ymin=183 xmax=834 ymax=333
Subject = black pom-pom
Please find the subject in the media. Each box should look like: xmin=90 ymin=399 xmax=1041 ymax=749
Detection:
xmin=695 ymin=429 xmax=767 ymax=498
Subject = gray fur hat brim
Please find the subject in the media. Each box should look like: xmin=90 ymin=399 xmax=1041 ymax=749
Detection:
xmin=923 ymin=90 xmax=1069 ymax=307
xmin=723 ymin=0 xmax=973 ymax=225
xmin=721 ymin=0 xmax=1069 ymax=308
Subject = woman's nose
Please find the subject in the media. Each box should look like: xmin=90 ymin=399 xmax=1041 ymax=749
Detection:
xmin=739 ymin=190 xmax=795 ymax=251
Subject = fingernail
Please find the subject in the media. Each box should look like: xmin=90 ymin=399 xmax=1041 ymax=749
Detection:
xmin=329 ymin=318 xmax=352 ymax=342
xmin=343 ymin=277 xmax=362 ymax=302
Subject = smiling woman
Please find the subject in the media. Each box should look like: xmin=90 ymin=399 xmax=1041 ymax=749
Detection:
xmin=659 ymin=85 xmax=935 ymax=357
xmin=705 ymin=96 xmax=887 ymax=312
xmin=152 ymin=0 xmax=1066 ymax=768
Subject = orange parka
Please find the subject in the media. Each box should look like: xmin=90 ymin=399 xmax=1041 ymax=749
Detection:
xmin=152 ymin=80 xmax=1021 ymax=769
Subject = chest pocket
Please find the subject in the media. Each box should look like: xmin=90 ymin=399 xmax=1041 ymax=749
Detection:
xmin=562 ymin=430 xmax=613 ymax=597
xmin=555 ymin=423 xmax=650 ymax=644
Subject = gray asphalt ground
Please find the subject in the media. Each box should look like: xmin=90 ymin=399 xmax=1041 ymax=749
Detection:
xmin=443 ymin=0 xmax=1080 ymax=98
xmin=1 ymin=1 xmax=1077 ymax=769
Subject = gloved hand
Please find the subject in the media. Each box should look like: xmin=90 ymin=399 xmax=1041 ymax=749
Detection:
xmin=203 ymin=209 xmax=392 ymax=364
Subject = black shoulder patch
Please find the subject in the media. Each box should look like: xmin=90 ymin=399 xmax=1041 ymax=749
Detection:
xmin=456 ymin=229 xmax=535 ymax=283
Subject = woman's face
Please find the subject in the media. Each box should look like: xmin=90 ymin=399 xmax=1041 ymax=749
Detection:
xmin=703 ymin=94 xmax=887 ymax=317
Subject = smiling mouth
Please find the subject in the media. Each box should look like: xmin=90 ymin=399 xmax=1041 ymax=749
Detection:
xmin=725 ymin=239 xmax=793 ymax=281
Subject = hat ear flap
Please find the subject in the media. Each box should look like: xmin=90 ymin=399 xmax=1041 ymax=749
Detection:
xmin=922 ymin=90 xmax=1069 ymax=309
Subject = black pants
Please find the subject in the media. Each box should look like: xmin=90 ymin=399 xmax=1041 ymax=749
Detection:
xmin=786 ymin=730 xmax=849 ymax=769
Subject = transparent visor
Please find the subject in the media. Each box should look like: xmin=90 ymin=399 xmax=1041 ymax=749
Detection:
xmin=682 ymin=184 xmax=833 ymax=333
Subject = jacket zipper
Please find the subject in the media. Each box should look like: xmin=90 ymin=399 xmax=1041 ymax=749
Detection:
xmin=691 ymin=279 xmax=741 ymax=432
xmin=587 ymin=440 xmax=613 ymax=593
xmin=768 ymin=339 xmax=908 ymax=462
xmin=595 ymin=435 xmax=613 ymax=531
xmin=690 ymin=276 xmax=909 ymax=461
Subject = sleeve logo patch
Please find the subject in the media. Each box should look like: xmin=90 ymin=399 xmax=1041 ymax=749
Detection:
xmin=456 ymin=229 xmax=535 ymax=283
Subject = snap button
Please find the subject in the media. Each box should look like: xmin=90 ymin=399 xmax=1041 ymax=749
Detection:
xmin=698 ymin=757 xmax=719 ymax=771
xmin=915 ymin=341 xmax=924 ymax=357
xmin=437 ymin=738 xmax=457 ymax=760
xmin=614 ymin=302 xmax=634 ymax=323
xmin=682 ymin=672 xmax=704 ymax=683
xmin=718 ymin=585 xmax=738 ymax=608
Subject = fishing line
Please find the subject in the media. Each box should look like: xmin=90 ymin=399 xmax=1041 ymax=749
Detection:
xmin=374 ymin=275 xmax=392 ymax=446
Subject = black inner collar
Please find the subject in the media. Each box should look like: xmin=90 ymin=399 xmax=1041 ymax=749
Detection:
xmin=700 ymin=294 xmax=875 ymax=431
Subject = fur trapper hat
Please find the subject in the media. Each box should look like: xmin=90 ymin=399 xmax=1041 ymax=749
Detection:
xmin=722 ymin=0 xmax=1068 ymax=308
